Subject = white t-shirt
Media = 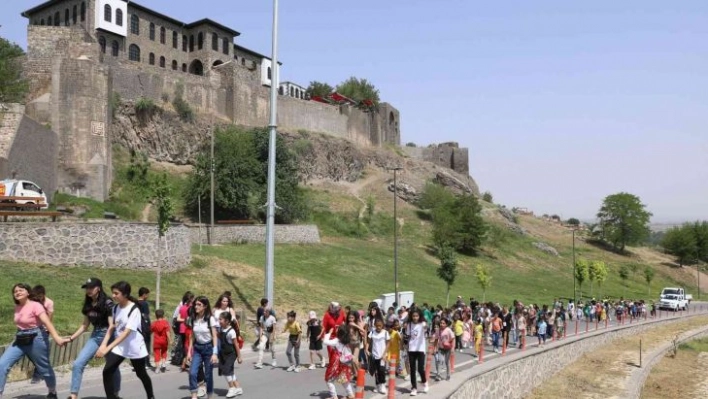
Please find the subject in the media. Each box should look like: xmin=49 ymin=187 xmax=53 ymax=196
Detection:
xmin=407 ymin=322 xmax=427 ymax=353
xmin=222 ymin=327 xmax=237 ymax=346
xmin=192 ymin=316 xmax=218 ymax=344
xmin=368 ymin=329 xmax=390 ymax=360
xmin=112 ymin=303 xmax=148 ymax=359
xmin=260 ymin=315 xmax=276 ymax=331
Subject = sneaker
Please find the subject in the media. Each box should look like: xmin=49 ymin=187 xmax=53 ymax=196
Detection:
xmin=286 ymin=365 xmax=296 ymax=372
xmin=160 ymin=365 xmax=167 ymax=373
xmin=308 ymin=364 xmax=316 ymax=370
xmin=226 ymin=387 xmax=238 ymax=398
xmin=271 ymin=360 xmax=277 ymax=368
xmin=233 ymin=387 xmax=243 ymax=396
xmin=47 ymin=394 xmax=58 ymax=399
xmin=423 ymin=382 xmax=429 ymax=393
xmin=410 ymin=388 xmax=418 ymax=396
xmin=254 ymin=363 xmax=263 ymax=369
xmin=379 ymin=384 xmax=388 ymax=394
xmin=445 ymin=375 xmax=450 ymax=381
xmin=197 ymin=385 xmax=207 ymax=397
xmin=154 ymin=368 xmax=160 ymax=374
xmin=293 ymin=366 xmax=301 ymax=373
xmin=321 ymin=360 xmax=327 ymax=368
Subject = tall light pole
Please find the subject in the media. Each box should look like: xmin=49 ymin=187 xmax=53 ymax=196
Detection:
xmin=264 ymin=0 xmax=280 ymax=306
xmin=209 ymin=122 xmax=215 ymax=245
xmin=572 ymin=228 xmax=576 ymax=304
xmin=389 ymin=166 xmax=402 ymax=306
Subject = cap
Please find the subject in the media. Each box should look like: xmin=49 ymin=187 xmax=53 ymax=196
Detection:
xmin=81 ymin=278 xmax=102 ymax=289
xmin=330 ymin=301 xmax=340 ymax=309
xmin=309 ymin=311 xmax=317 ymax=320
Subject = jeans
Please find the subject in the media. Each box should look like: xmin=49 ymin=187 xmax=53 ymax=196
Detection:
xmin=0 ymin=328 xmax=56 ymax=394
xmin=286 ymin=338 xmax=300 ymax=366
xmin=103 ymin=353 xmax=153 ymax=399
xmin=435 ymin=349 xmax=451 ymax=379
xmin=71 ymin=329 xmax=121 ymax=395
xmin=190 ymin=342 xmax=214 ymax=394
xmin=491 ymin=331 xmax=501 ymax=350
xmin=31 ymin=329 xmax=50 ymax=380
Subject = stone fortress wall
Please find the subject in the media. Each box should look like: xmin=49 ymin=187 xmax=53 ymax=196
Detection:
xmin=13 ymin=0 xmax=469 ymax=202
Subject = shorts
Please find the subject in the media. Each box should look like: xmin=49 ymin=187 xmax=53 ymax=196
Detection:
xmin=309 ymin=340 xmax=323 ymax=351
xmin=218 ymin=352 xmax=237 ymax=376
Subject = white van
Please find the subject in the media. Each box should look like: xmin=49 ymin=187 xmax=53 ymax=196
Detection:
xmin=0 ymin=179 xmax=49 ymax=208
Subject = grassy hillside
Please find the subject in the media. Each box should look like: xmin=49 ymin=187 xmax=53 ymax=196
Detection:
xmin=2 ymin=166 xmax=703 ymax=346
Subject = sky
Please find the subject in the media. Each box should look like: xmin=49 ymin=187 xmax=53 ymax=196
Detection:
xmin=2 ymin=0 xmax=707 ymax=223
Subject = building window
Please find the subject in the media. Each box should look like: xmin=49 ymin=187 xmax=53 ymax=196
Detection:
xmin=48 ymin=16 xmax=52 ymax=26
xmin=241 ymin=58 xmax=245 ymax=66
xmin=149 ymin=53 xmax=155 ymax=65
xmin=173 ymin=31 xmax=178 ymax=49
xmin=104 ymin=5 xmax=111 ymax=22
xmin=112 ymin=40 xmax=119 ymax=56
xmin=99 ymin=36 xmax=106 ymax=54
xmin=149 ymin=23 xmax=155 ymax=40
xmin=278 ymin=86 xmax=283 ymax=95
xmin=159 ymin=56 xmax=165 ymax=68
xmin=116 ymin=9 xmax=123 ymax=26
xmin=129 ymin=44 xmax=141 ymax=62
xmin=160 ymin=27 xmax=166 ymax=44
xmin=81 ymin=2 xmax=86 ymax=21
xmin=222 ymin=38 xmax=229 ymax=55
xmin=198 ymin=32 xmax=203 ymax=50
xmin=189 ymin=35 xmax=195 ymax=52
xmin=172 ymin=60 xmax=178 ymax=70
xmin=65 ymin=9 xmax=70 ymax=26
xmin=290 ymin=87 xmax=294 ymax=97
xmin=54 ymin=11 xmax=60 ymax=26
xmin=182 ymin=63 xmax=187 ymax=72
xmin=130 ymin=15 xmax=139 ymax=34
xmin=40 ymin=19 xmax=45 ymax=26
xmin=267 ymin=67 xmax=272 ymax=80
xmin=182 ymin=35 xmax=188 ymax=52
xmin=212 ymin=33 xmax=218 ymax=51
xmin=72 ymin=5 xmax=77 ymax=24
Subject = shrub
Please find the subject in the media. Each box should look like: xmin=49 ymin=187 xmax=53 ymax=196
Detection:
xmin=109 ymin=92 xmax=121 ymax=118
xmin=135 ymin=97 xmax=156 ymax=113
xmin=172 ymin=97 xmax=194 ymax=122
xmin=482 ymin=191 xmax=493 ymax=203
xmin=161 ymin=92 xmax=170 ymax=102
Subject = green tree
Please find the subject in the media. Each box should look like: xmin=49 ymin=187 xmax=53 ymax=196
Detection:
xmin=692 ymin=221 xmax=708 ymax=262
xmin=629 ymin=263 xmax=639 ymax=280
xmin=418 ymin=182 xmax=454 ymax=211
xmin=575 ymin=259 xmax=589 ymax=299
xmin=335 ymin=76 xmax=380 ymax=104
xmin=0 ymin=37 xmax=28 ymax=103
xmin=475 ymin=264 xmax=492 ymax=302
xmin=436 ymin=245 xmax=458 ymax=307
xmin=619 ymin=264 xmax=630 ymax=297
xmin=597 ymin=192 xmax=653 ymax=252
xmin=482 ymin=191 xmax=493 ymax=203
xmin=184 ymin=126 xmax=308 ymax=223
xmin=153 ymin=173 xmax=174 ymax=309
xmin=661 ymin=225 xmax=698 ymax=266
xmin=306 ymin=81 xmax=334 ymax=98
xmin=593 ymin=261 xmax=609 ymax=297
xmin=587 ymin=260 xmax=599 ymax=297
xmin=431 ymin=194 xmax=487 ymax=254
xmin=567 ymin=218 xmax=580 ymax=226
xmin=644 ymin=266 xmax=655 ymax=296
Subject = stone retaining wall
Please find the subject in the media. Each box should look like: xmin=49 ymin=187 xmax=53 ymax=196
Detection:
xmin=0 ymin=222 xmax=191 ymax=270
xmin=187 ymin=224 xmax=321 ymax=245
xmin=450 ymin=311 xmax=708 ymax=399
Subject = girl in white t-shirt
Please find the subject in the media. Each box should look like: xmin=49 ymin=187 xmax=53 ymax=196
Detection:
xmin=187 ymin=296 xmax=219 ymax=399
xmin=367 ymin=318 xmax=390 ymax=394
xmin=406 ymin=309 xmax=428 ymax=396
xmin=97 ymin=281 xmax=154 ymax=399
xmin=255 ymin=309 xmax=277 ymax=368
xmin=218 ymin=312 xmax=244 ymax=398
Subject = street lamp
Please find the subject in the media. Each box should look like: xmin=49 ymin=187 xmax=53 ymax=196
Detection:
xmin=572 ymin=228 xmax=577 ymax=305
xmin=388 ymin=166 xmax=403 ymax=306
xmin=263 ymin=0 xmax=280 ymax=305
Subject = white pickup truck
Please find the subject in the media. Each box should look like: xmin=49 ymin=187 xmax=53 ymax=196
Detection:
xmin=659 ymin=287 xmax=689 ymax=311
xmin=0 ymin=179 xmax=48 ymax=208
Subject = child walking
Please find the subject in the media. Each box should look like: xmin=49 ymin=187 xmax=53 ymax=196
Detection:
xmin=150 ymin=309 xmax=171 ymax=373
xmin=367 ymin=319 xmax=390 ymax=394
xmin=283 ymin=311 xmax=302 ymax=372
xmin=323 ymin=326 xmax=355 ymax=399
xmin=218 ymin=312 xmax=244 ymax=398
xmin=434 ymin=318 xmax=454 ymax=381
xmin=473 ymin=318 xmax=483 ymax=359
xmin=306 ymin=311 xmax=325 ymax=370
xmin=255 ymin=309 xmax=276 ymax=369
xmin=537 ymin=316 xmax=547 ymax=348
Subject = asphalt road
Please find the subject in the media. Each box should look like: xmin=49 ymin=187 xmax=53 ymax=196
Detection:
xmin=4 ymin=308 xmax=701 ymax=399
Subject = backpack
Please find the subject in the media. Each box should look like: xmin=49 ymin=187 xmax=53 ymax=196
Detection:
xmin=113 ymin=304 xmax=145 ymax=333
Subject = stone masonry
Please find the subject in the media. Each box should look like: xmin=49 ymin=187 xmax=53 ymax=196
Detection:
xmin=188 ymin=224 xmax=321 ymax=245
xmin=0 ymin=222 xmax=191 ymax=269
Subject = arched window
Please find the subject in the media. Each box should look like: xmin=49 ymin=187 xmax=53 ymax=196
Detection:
xmin=182 ymin=63 xmax=187 ymax=72
xmin=278 ymin=86 xmax=284 ymax=95
xmin=189 ymin=59 xmax=204 ymax=76
xmin=98 ymin=36 xmax=106 ymax=54
xmin=128 ymin=44 xmax=141 ymax=62
xmin=54 ymin=11 xmax=60 ymax=26
xmin=149 ymin=53 xmax=155 ymax=65
xmin=149 ymin=23 xmax=155 ymax=40
xmin=212 ymin=33 xmax=218 ymax=51
xmin=130 ymin=14 xmax=139 ymax=34
xmin=111 ymin=40 xmax=119 ymax=56
xmin=197 ymin=32 xmax=204 ymax=50
xmin=267 ymin=67 xmax=272 ymax=80
xmin=48 ymin=16 xmax=52 ymax=26
xmin=159 ymin=56 xmax=165 ymax=68
xmin=116 ymin=9 xmax=123 ymax=26
xmin=189 ymin=35 xmax=195 ymax=52
xmin=80 ymin=2 xmax=86 ymax=22
xmin=182 ymin=35 xmax=188 ymax=52
xmin=40 ymin=19 xmax=45 ymax=26
xmin=65 ymin=9 xmax=70 ymax=26
xmin=172 ymin=60 xmax=178 ymax=70
xmin=172 ymin=31 xmax=178 ymax=49
xmin=222 ymin=38 xmax=229 ymax=55
xmin=104 ymin=5 xmax=111 ymax=22
xmin=295 ymin=88 xmax=300 ymax=98
xmin=290 ymin=87 xmax=294 ymax=97
xmin=160 ymin=27 xmax=166 ymax=44
xmin=72 ymin=5 xmax=77 ymax=24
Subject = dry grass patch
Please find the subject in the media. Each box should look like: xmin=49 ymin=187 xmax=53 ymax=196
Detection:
xmin=641 ymin=338 xmax=708 ymax=399
xmin=526 ymin=317 xmax=708 ymax=399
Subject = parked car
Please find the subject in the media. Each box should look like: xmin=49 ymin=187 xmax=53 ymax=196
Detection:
xmin=0 ymin=179 xmax=49 ymax=208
